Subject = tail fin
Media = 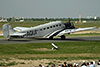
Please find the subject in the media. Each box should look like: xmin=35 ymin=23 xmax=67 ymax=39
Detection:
xmin=2 ymin=24 xmax=15 ymax=38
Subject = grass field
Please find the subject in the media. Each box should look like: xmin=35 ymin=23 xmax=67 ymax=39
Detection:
xmin=0 ymin=21 xmax=100 ymax=66
xmin=0 ymin=21 xmax=100 ymax=59
xmin=0 ymin=41 xmax=100 ymax=60
xmin=74 ymin=21 xmax=100 ymax=28
xmin=0 ymin=21 xmax=100 ymax=28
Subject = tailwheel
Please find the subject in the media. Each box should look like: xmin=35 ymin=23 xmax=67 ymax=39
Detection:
xmin=7 ymin=37 xmax=12 ymax=41
xmin=61 ymin=35 xmax=66 ymax=40
xmin=7 ymin=38 xmax=11 ymax=41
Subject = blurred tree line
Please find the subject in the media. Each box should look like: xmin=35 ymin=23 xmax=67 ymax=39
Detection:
xmin=5 ymin=17 xmax=100 ymax=22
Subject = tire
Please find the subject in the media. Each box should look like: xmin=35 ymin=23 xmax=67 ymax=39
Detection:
xmin=61 ymin=35 xmax=66 ymax=40
xmin=49 ymin=36 xmax=53 ymax=40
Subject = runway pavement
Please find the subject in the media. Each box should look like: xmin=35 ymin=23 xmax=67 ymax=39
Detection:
xmin=0 ymin=36 xmax=100 ymax=44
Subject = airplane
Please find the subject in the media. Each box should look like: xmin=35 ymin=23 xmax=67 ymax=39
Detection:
xmin=2 ymin=19 xmax=96 ymax=40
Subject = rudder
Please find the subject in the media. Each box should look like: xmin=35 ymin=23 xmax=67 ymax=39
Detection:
xmin=2 ymin=24 xmax=14 ymax=39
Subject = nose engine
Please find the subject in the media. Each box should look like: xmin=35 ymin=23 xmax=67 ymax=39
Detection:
xmin=64 ymin=18 xmax=75 ymax=29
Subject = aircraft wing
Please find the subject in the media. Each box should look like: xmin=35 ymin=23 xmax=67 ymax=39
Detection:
xmin=13 ymin=27 xmax=30 ymax=32
xmin=57 ymin=27 xmax=96 ymax=36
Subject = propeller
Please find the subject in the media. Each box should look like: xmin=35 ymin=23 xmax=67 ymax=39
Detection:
xmin=64 ymin=18 xmax=75 ymax=29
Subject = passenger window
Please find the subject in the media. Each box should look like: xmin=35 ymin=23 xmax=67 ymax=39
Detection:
xmin=56 ymin=25 xmax=58 ymax=27
xmin=53 ymin=25 xmax=55 ymax=27
xmin=47 ymin=27 xmax=49 ymax=29
xmin=50 ymin=26 xmax=52 ymax=28
xmin=44 ymin=28 xmax=46 ymax=30
xmin=40 ymin=29 xmax=42 ymax=31
xmin=59 ymin=24 xmax=61 ymax=26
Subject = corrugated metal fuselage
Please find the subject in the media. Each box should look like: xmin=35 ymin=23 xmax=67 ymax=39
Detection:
xmin=20 ymin=21 xmax=66 ymax=38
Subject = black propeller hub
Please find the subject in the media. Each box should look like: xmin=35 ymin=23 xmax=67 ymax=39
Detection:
xmin=64 ymin=18 xmax=75 ymax=29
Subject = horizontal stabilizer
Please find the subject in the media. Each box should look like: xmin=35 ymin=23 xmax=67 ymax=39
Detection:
xmin=10 ymin=32 xmax=26 ymax=36
xmin=14 ymin=27 xmax=30 ymax=31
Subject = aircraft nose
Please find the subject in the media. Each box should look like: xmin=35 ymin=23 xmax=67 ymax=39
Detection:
xmin=64 ymin=18 xmax=75 ymax=29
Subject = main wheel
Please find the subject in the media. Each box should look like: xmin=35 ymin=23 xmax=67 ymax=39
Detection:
xmin=61 ymin=35 xmax=66 ymax=40
xmin=49 ymin=36 xmax=53 ymax=40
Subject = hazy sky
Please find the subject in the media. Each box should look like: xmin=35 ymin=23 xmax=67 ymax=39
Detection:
xmin=0 ymin=0 xmax=100 ymax=18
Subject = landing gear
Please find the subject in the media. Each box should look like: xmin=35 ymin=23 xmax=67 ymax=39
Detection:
xmin=7 ymin=37 xmax=12 ymax=41
xmin=7 ymin=38 xmax=11 ymax=41
xmin=49 ymin=36 xmax=53 ymax=40
xmin=61 ymin=35 xmax=66 ymax=40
